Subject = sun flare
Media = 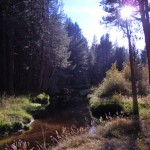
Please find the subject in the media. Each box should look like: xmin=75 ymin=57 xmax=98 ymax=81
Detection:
xmin=120 ymin=6 xmax=133 ymax=19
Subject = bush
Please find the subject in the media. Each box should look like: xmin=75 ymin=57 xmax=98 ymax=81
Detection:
xmin=122 ymin=63 xmax=149 ymax=96
xmin=99 ymin=63 xmax=130 ymax=97
xmin=137 ymin=66 xmax=149 ymax=96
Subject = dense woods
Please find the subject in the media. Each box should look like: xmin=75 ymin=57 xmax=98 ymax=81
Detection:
xmin=0 ymin=0 xmax=70 ymax=94
xmin=0 ymin=0 xmax=132 ymax=95
xmin=0 ymin=0 xmax=150 ymax=149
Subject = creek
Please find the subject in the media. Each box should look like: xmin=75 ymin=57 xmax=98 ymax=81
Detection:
xmin=0 ymin=95 xmax=93 ymax=148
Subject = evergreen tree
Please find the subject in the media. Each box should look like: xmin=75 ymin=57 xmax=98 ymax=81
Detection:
xmin=114 ymin=47 xmax=127 ymax=71
xmin=66 ymin=19 xmax=89 ymax=89
xmin=96 ymin=34 xmax=114 ymax=82
xmin=0 ymin=0 xmax=70 ymax=94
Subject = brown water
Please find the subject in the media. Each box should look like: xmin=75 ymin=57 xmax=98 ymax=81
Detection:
xmin=0 ymin=100 xmax=93 ymax=148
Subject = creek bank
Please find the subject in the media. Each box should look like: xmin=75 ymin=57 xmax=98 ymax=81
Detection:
xmin=0 ymin=92 xmax=96 ymax=148
xmin=0 ymin=95 xmax=50 ymax=137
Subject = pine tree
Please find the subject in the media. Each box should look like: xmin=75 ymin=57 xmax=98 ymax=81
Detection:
xmin=66 ymin=19 xmax=89 ymax=89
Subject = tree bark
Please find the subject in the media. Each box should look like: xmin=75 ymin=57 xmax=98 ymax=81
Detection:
xmin=1 ymin=17 xmax=7 ymax=92
xmin=126 ymin=20 xmax=139 ymax=115
xmin=139 ymin=0 xmax=150 ymax=84
xmin=7 ymin=27 xmax=14 ymax=95
xmin=38 ymin=40 xmax=45 ymax=92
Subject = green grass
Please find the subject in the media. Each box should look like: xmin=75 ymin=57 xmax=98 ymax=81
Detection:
xmin=33 ymin=92 xmax=50 ymax=107
xmin=88 ymin=91 xmax=150 ymax=119
xmin=0 ymin=96 xmax=42 ymax=136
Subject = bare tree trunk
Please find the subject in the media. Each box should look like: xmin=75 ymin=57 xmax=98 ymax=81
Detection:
xmin=139 ymin=0 xmax=150 ymax=84
xmin=38 ymin=40 xmax=45 ymax=93
xmin=7 ymin=27 xmax=14 ymax=95
xmin=126 ymin=20 xmax=139 ymax=115
xmin=1 ymin=17 xmax=7 ymax=92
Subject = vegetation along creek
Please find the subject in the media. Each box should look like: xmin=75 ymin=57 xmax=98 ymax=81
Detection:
xmin=0 ymin=91 xmax=94 ymax=148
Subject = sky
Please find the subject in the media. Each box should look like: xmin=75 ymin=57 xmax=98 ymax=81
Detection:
xmin=63 ymin=0 xmax=145 ymax=49
xmin=63 ymin=0 xmax=104 ymax=45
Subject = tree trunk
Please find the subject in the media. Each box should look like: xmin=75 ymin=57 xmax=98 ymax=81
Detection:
xmin=1 ymin=17 xmax=7 ymax=92
xmin=139 ymin=0 xmax=150 ymax=84
xmin=126 ymin=20 xmax=139 ymax=115
xmin=6 ymin=26 xmax=14 ymax=95
xmin=38 ymin=40 xmax=45 ymax=92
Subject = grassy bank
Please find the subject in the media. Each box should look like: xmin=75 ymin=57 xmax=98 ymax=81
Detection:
xmin=0 ymin=96 xmax=43 ymax=136
xmin=4 ymin=94 xmax=150 ymax=149
xmin=55 ymin=95 xmax=150 ymax=150
xmin=88 ymin=93 xmax=150 ymax=119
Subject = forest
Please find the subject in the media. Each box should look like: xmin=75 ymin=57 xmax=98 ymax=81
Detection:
xmin=0 ymin=0 xmax=150 ymax=149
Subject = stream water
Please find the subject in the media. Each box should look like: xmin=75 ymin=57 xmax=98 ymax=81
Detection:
xmin=0 ymin=98 xmax=93 ymax=148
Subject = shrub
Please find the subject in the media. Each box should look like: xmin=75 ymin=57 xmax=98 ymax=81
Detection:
xmin=122 ymin=62 xmax=131 ymax=81
xmin=122 ymin=63 xmax=149 ymax=96
xmin=137 ymin=66 xmax=149 ymax=96
xmin=99 ymin=63 xmax=130 ymax=97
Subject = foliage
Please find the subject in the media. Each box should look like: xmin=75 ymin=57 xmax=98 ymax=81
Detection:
xmin=66 ymin=19 xmax=89 ymax=86
xmin=88 ymin=34 xmax=126 ymax=85
xmin=95 ymin=34 xmax=114 ymax=82
xmin=136 ymin=65 xmax=149 ymax=96
xmin=122 ymin=62 xmax=149 ymax=96
xmin=98 ymin=63 xmax=130 ymax=97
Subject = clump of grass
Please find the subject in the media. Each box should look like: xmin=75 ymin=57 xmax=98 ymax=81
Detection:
xmin=88 ymin=93 xmax=125 ymax=119
xmin=99 ymin=118 xmax=139 ymax=138
xmin=54 ymin=125 xmax=88 ymax=149
xmin=33 ymin=93 xmax=50 ymax=107
xmin=4 ymin=140 xmax=33 ymax=150
xmin=0 ymin=96 xmax=42 ymax=136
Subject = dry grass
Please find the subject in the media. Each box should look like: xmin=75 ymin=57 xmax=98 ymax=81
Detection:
xmin=4 ymin=118 xmax=150 ymax=150
xmin=55 ymin=95 xmax=150 ymax=150
xmin=55 ymin=117 xmax=150 ymax=150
